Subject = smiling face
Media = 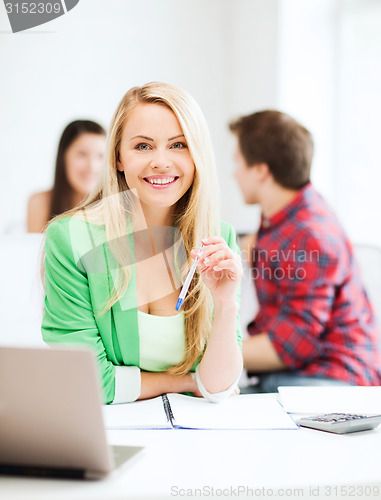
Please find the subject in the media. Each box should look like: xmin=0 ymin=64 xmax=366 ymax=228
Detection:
xmin=116 ymin=103 xmax=195 ymax=224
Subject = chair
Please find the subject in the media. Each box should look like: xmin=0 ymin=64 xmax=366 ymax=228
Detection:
xmin=238 ymin=238 xmax=259 ymax=338
xmin=354 ymin=244 xmax=381 ymax=334
xmin=237 ymin=236 xmax=259 ymax=388
xmin=0 ymin=234 xmax=45 ymax=346
xmin=238 ymin=241 xmax=381 ymax=334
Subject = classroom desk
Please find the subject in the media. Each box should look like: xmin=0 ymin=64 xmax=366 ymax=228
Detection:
xmin=1 ymin=394 xmax=381 ymax=500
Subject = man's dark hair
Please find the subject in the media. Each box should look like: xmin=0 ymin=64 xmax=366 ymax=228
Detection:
xmin=229 ymin=110 xmax=314 ymax=189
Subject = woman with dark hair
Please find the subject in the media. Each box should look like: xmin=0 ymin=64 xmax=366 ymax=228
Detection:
xmin=27 ymin=120 xmax=106 ymax=233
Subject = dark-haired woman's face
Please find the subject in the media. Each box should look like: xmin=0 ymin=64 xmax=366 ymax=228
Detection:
xmin=65 ymin=133 xmax=106 ymax=196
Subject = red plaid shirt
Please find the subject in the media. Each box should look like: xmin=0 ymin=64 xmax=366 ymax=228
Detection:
xmin=248 ymin=183 xmax=381 ymax=385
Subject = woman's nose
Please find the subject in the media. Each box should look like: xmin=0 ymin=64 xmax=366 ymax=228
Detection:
xmin=87 ymin=156 xmax=101 ymax=172
xmin=150 ymin=150 xmax=172 ymax=169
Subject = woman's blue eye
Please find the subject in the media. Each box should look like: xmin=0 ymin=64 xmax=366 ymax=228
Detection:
xmin=171 ymin=142 xmax=187 ymax=149
xmin=135 ymin=143 xmax=151 ymax=150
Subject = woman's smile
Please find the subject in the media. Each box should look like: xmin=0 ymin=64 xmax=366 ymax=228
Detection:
xmin=143 ymin=174 xmax=180 ymax=189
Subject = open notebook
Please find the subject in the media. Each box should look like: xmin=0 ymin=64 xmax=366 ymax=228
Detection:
xmin=103 ymin=393 xmax=298 ymax=430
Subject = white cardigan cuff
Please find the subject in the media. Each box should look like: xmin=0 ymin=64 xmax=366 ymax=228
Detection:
xmin=112 ymin=365 xmax=141 ymax=404
xmin=194 ymin=364 xmax=242 ymax=404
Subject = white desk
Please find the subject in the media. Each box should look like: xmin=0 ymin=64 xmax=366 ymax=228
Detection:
xmin=1 ymin=395 xmax=381 ymax=500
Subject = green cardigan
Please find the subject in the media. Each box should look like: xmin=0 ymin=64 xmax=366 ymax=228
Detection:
xmin=41 ymin=216 xmax=242 ymax=403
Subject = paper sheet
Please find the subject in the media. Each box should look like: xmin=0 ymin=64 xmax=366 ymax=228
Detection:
xmin=168 ymin=393 xmax=298 ymax=430
xmin=102 ymin=396 xmax=170 ymax=429
xmin=278 ymin=386 xmax=381 ymax=415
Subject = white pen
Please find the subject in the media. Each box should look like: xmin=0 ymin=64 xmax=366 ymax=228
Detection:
xmin=175 ymin=243 xmax=204 ymax=311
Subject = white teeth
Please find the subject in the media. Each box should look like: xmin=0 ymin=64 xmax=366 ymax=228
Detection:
xmin=147 ymin=177 xmax=176 ymax=185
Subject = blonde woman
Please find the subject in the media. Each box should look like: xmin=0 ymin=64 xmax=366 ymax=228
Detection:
xmin=41 ymin=82 xmax=243 ymax=404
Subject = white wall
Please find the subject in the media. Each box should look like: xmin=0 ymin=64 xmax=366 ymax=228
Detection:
xmin=0 ymin=0 xmax=278 ymax=235
xmin=277 ymin=0 xmax=381 ymax=247
xmin=335 ymin=0 xmax=381 ymax=247
xmin=218 ymin=0 xmax=279 ymax=234
xmin=276 ymin=0 xmax=338 ymax=203
xmin=1 ymin=0 xmax=381 ymax=246
xmin=1 ymin=0 xmax=226 ymax=229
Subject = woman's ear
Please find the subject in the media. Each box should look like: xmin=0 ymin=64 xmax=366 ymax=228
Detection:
xmin=116 ymin=152 xmax=124 ymax=172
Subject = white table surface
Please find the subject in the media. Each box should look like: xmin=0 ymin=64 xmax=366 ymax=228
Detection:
xmin=1 ymin=394 xmax=381 ymax=500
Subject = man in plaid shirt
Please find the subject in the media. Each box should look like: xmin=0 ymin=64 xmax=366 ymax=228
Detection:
xmin=230 ymin=110 xmax=381 ymax=392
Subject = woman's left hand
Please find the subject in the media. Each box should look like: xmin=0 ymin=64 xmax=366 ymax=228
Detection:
xmin=190 ymin=236 xmax=243 ymax=306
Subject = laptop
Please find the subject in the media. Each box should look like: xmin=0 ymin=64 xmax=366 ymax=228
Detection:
xmin=0 ymin=346 xmax=143 ymax=479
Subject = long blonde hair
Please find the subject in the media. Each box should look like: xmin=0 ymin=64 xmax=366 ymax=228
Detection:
xmin=42 ymin=82 xmax=220 ymax=375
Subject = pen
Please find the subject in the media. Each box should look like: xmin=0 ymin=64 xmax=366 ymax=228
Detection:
xmin=175 ymin=243 xmax=204 ymax=311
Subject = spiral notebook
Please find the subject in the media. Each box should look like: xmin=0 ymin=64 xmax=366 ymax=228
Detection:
xmin=102 ymin=393 xmax=298 ymax=430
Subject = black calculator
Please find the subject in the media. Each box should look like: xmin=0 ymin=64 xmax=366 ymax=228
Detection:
xmin=297 ymin=413 xmax=381 ymax=434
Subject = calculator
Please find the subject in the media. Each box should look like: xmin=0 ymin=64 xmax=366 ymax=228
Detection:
xmin=297 ymin=413 xmax=381 ymax=434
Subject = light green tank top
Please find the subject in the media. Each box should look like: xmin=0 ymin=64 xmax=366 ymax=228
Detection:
xmin=137 ymin=310 xmax=186 ymax=371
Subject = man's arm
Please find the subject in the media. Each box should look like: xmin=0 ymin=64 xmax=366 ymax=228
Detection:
xmin=243 ymin=333 xmax=288 ymax=372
